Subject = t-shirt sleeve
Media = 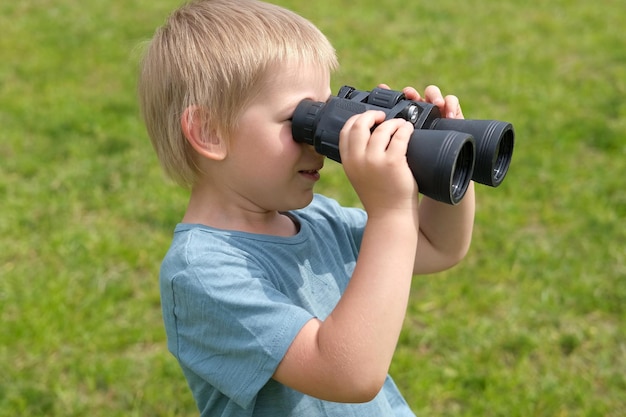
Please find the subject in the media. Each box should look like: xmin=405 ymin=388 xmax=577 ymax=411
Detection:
xmin=164 ymin=254 xmax=314 ymax=409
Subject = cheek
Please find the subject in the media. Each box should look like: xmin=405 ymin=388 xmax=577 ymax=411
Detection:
xmin=256 ymin=123 xmax=300 ymax=158
xmin=277 ymin=125 xmax=305 ymax=163
xmin=231 ymin=124 xmax=298 ymax=171
xmin=280 ymin=122 xmax=298 ymax=149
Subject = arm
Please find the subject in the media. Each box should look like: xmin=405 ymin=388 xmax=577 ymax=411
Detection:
xmin=401 ymin=85 xmax=476 ymax=274
xmin=274 ymin=113 xmax=420 ymax=402
xmin=414 ymin=181 xmax=475 ymax=274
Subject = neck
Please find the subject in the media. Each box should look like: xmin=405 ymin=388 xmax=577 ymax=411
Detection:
xmin=182 ymin=184 xmax=298 ymax=237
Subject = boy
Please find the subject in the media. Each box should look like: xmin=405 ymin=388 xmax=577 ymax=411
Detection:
xmin=138 ymin=0 xmax=475 ymax=416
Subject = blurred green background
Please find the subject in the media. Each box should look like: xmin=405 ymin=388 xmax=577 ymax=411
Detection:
xmin=1 ymin=0 xmax=624 ymax=415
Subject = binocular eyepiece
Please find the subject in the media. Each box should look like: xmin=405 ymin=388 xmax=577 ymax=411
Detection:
xmin=292 ymin=85 xmax=514 ymax=205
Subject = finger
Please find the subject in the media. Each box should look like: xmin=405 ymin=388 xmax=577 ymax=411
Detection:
xmin=368 ymin=118 xmax=411 ymax=153
xmin=401 ymin=86 xmax=422 ymax=102
xmin=338 ymin=114 xmax=361 ymax=157
xmin=340 ymin=111 xmax=386 ymax=155
xmin=378 ymin=84 xmax=423 ymax=103
xmin=424 ymin=85 xmax=445 ymax=108
xmin=443 ymin=94 xmax=464 ymax=119
xmin=385 ymin=120 xmax=414 ymax=156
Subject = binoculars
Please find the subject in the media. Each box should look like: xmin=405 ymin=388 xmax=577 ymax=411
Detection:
xmin=292 ymin=85 xmax=515 ymax=205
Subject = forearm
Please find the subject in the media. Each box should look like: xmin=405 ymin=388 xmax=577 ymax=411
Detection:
xmin=275 ymin=210 xmax=419 ymax=402
xmin=415 ymin=181 xmax=475 ymax=273
xmin=321 ymin=211 xmax=418 ymax=378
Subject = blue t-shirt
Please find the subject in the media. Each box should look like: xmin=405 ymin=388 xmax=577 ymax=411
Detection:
xmin=160 ymin=194 xmax=416 ymax=417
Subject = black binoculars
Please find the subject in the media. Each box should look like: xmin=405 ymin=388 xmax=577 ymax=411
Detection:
xmin=292 ymin=85 xmax=515 ymax=205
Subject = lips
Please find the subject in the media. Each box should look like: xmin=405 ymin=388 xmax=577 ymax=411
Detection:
xmin=299 ymin=168 xmax=321 ymax=181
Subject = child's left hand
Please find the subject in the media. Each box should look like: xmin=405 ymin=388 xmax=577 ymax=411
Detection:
xmin=378 ymin=84 xmax=464 ymax=120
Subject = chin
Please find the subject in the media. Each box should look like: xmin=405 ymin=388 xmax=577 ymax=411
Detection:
xmin=286 ymin=191 xmax=315 ymax=211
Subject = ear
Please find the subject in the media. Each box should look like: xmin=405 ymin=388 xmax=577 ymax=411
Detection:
xmin=181 ymin=106 xmax=227 ymax=161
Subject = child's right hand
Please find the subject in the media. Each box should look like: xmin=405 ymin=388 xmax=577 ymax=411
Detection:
xmin=339 ymin=110 xmax=418 ymax=216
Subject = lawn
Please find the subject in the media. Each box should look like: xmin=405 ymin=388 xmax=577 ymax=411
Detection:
xmin=1 ymin=0 xmax=624 ymax=416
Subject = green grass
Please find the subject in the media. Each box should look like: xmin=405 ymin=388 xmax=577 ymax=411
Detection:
xmin=1 ymin=0 xmax=624 ymax=415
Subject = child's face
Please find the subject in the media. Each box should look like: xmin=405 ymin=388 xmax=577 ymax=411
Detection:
xmin=221 ymin=62 xmax=332 ymax=212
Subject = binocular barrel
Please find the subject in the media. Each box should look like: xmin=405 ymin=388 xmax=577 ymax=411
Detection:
xmin=430 ymin=118 xmax=514 ymax=188
xmin=292 ymin=86 xmax=514 ymax=205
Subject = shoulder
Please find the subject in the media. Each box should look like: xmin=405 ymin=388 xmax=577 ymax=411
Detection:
xmin=159 ymin=224 xmax=260 ymax=287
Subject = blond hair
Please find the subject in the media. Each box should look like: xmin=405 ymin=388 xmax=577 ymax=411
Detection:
xmin=138 ymin=0 xmax=338 ymax=187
